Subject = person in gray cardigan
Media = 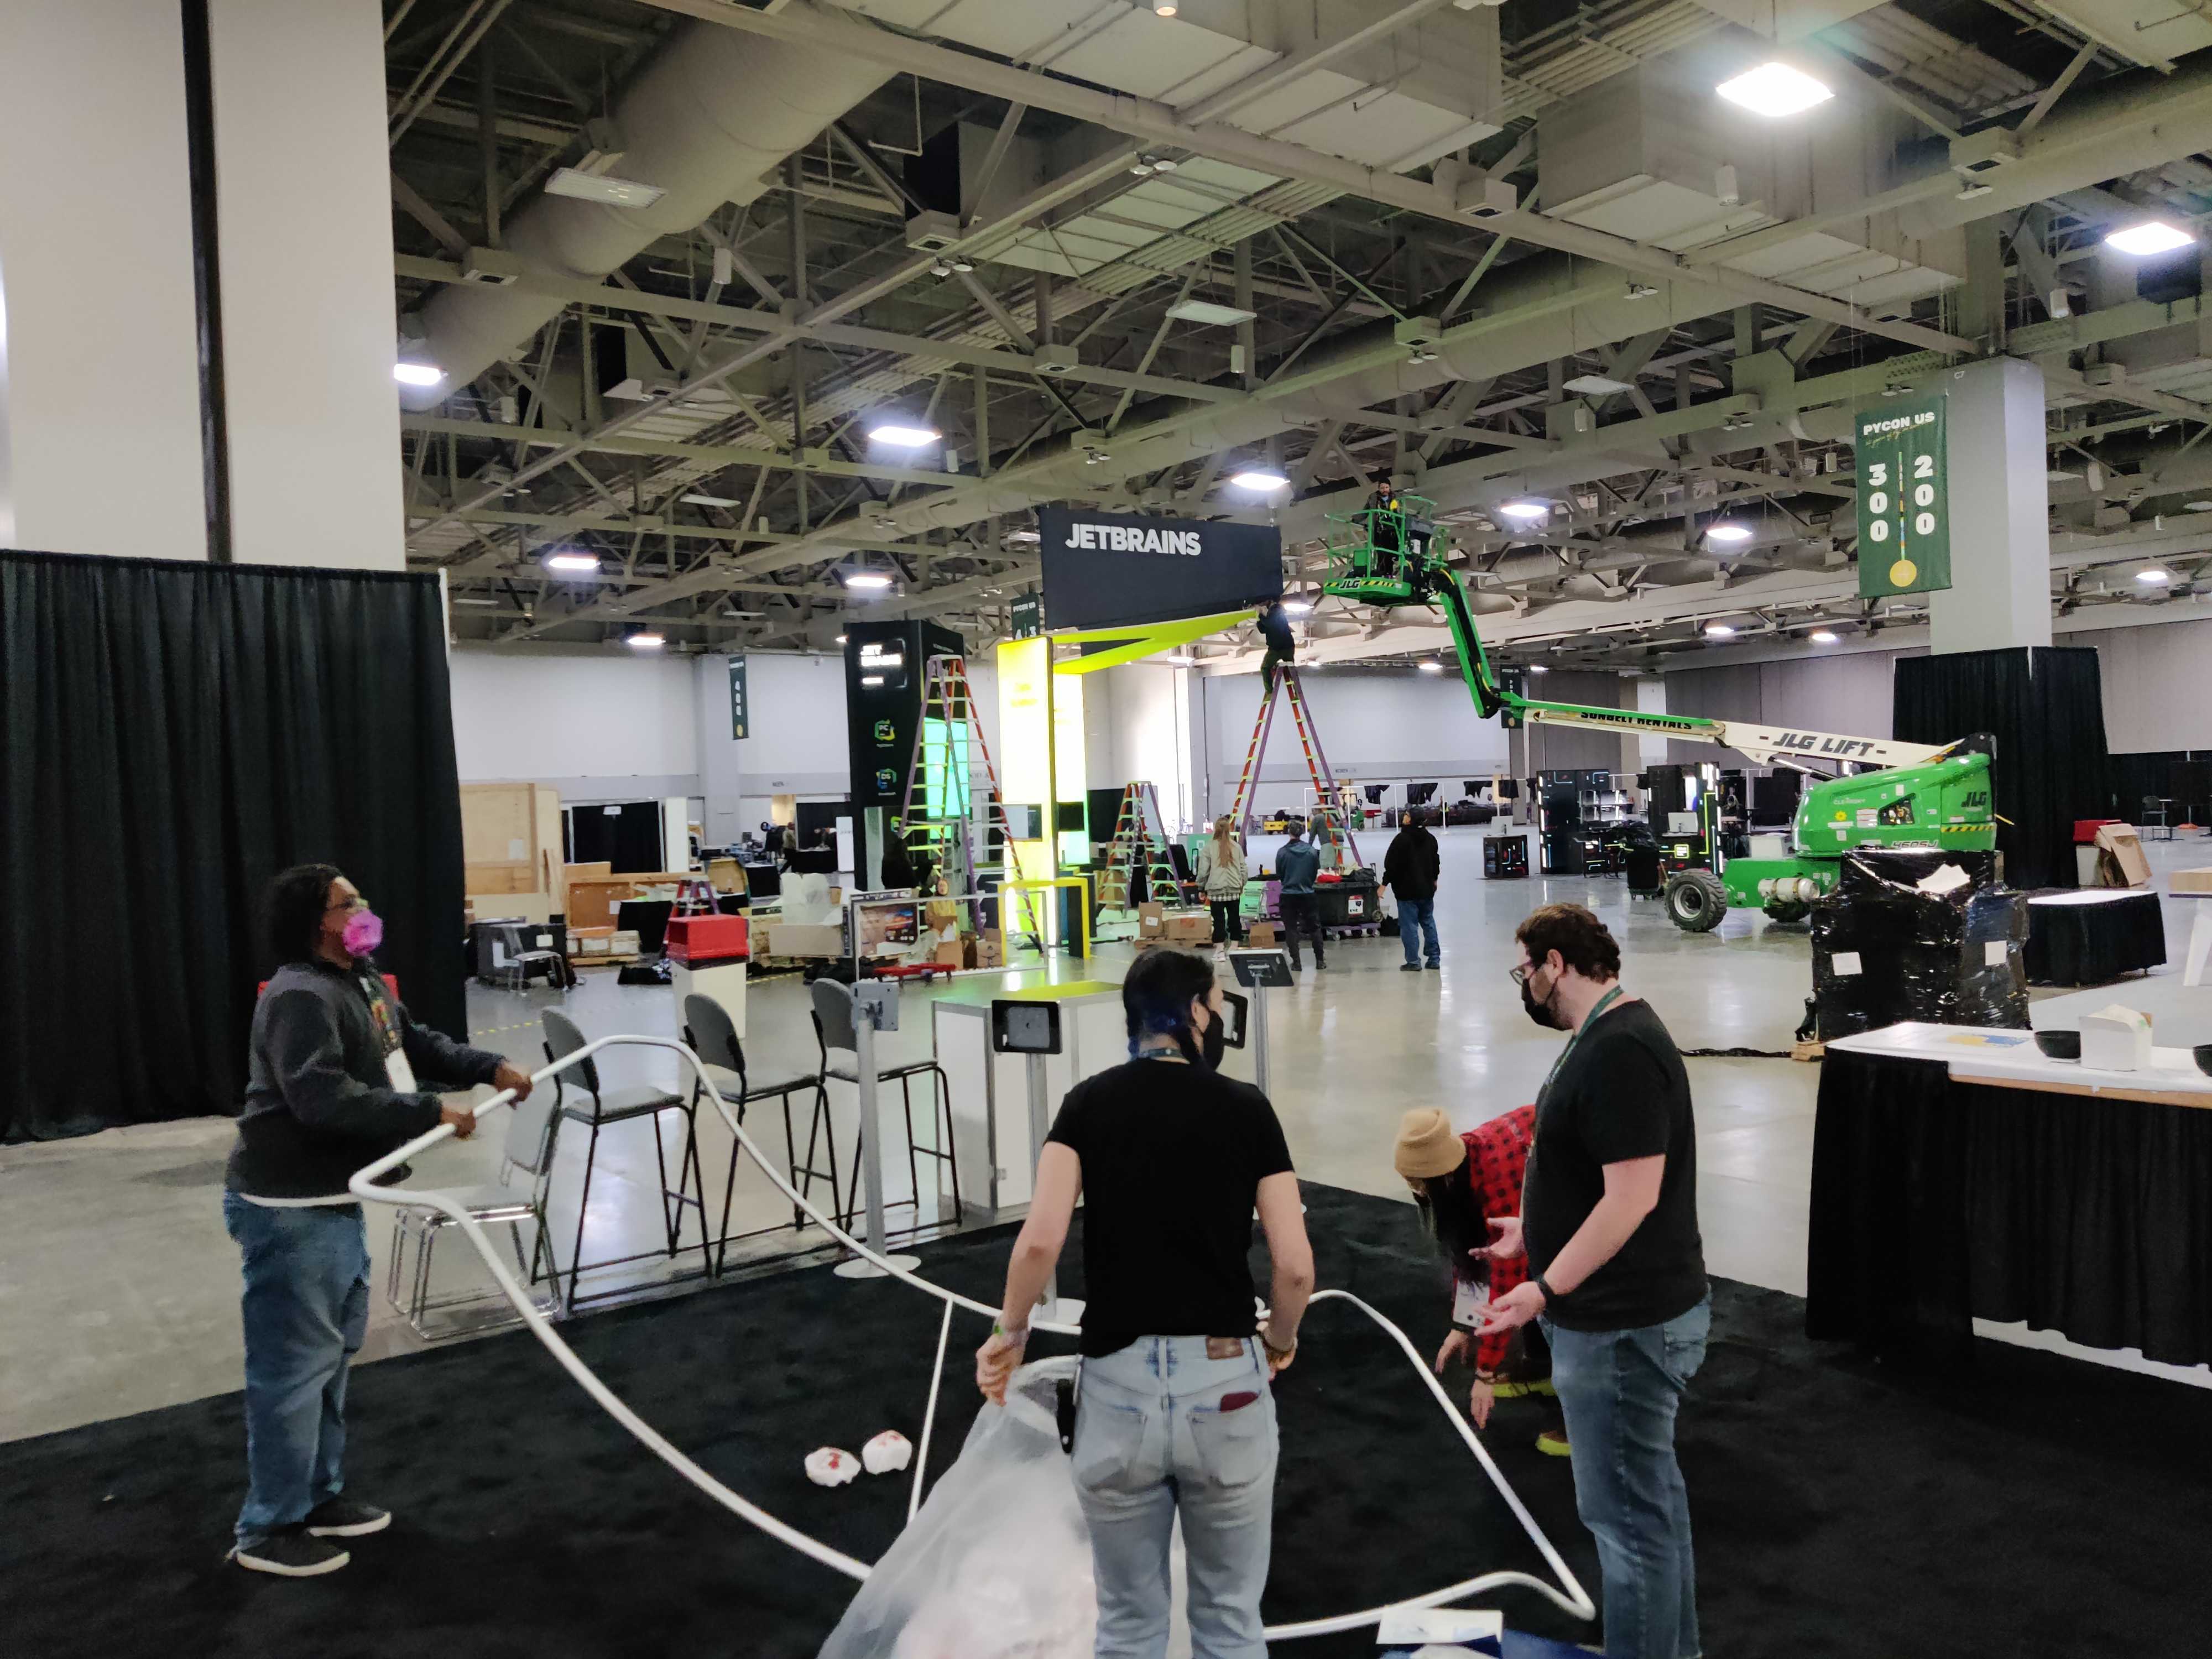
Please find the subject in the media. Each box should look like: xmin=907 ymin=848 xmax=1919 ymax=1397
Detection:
xmin=222 ymin=863 xmax=531 ymax=1577
xmin=1274 ymin=825 xmax=1327 ymax=971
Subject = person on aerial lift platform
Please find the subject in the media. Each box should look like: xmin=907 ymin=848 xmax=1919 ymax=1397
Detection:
xmin=1366 ymin=478 xmax=1405 ymax=580
xmin=1257 ymin=597 xmax=1296 ymax=694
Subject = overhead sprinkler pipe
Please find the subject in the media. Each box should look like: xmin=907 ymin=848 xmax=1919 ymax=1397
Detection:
xmin=349 ymin=1036 xmax=1596 ymax=1635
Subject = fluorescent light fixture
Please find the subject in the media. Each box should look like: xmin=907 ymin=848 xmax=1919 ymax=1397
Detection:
xmin=1705 ymin=523 xmax=1754 ymax=543
xmin=836 ymin=634 xmax=848 ymax=644
xmin=1229 ymin=469 xmax=1290 ymax=491
xmin=868 ymin=422 xmax=942 ymax=447
xmin=1716 ymin=61 xmax=1834 ymax=119
xmin=2138 ymin=567 xmax=2174 ymax=583
xmin=1809 ymin=628 xmax=1840 ymax=644
xmin=1563 ymin=373 xmax=1635 ymax=397
xmin=1420 ymin=661 xmax=1444 ymax=674
xmin=1165 ymin=298 xmax=1259 ymax=326
xmin=1497 ymin=500 xmax=1548 ymax=521
xmin=1163 ymin=654 xmax=1196 ymax=666
xmin=2186 ymin=500 xmax=2212 ymax=512
xmin=844 ymin=571 xmax=894 ymax=589
xmin=1005 ymin=528 xmax=1041 ymax=543
xmin=1280 ymin=599 xmax=1312 ymax=615
xmin=2105 ymin=220 xmax=2196 ymax=257
xmin=626 ymin=632 xmax=666 ymax=649
xmin=451 ymin=597 xmax=498 ymax=607
xmin=544 ymin=168 xmax=666 ymax=209
xmin=392 ymin=361 xmax=444 ymax=388
xmin=1704 ymin=622 xmax=1736 ymax=638
xmin=1527 ymin=664 xmax=1550 ymax=674
xmin=543 ymin=551 xmax=602 ymax=574
xmin=681 ymin=493 xmax=740 ymax=508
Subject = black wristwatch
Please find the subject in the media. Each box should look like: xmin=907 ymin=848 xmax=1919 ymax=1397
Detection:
xmin=1533 ymin=1273 xmax=1557 ymax=1305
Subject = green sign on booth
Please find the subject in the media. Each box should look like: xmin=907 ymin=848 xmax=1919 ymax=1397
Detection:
xmin=1010 ymin=591 xmax=1042 ymax=639
xmin=728 ymin=654 xmax=749 ymax=740
xmin=1855 ymin=395 xmax=1950 ymax=599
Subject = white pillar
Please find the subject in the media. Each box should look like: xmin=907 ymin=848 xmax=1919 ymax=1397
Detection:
xmin=209 ymin=0 xmax=405 ymax=571
xmin=0 ymin=2 xmax=207 ymax=558
xmin=1928 ymin=357 xmax=2052 ymax=654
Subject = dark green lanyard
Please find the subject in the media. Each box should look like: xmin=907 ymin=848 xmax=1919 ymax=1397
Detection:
xmin=1535 ymin=985 xmax=1626 ymax=1112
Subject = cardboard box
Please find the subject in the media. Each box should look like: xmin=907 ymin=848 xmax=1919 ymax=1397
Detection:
xmin=1246 ymin=921 xmax=1279 ymax=946
xmin=766 ymin=923 xmax=844 ymax=959
xmin=2080 ymin=1003 xmax=2152 ymax=1071
xmin=2093 ymin=823 xmax=2151 ymax=888
xmin=1162 ymin=908 xmax=1213 ymax=943
xmin=706 ymin=855 xmax=746 ymax=895
xmin=974 ymin=935 xmax=1004 ymax=968
xmin=2172 ymin=867 xmax=2212 ymax=895
xmin=1138 ymin=901 xmax=1166 ymax=938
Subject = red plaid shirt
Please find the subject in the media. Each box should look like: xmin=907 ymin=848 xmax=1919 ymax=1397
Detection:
xmin=1465 ymin=1105 xmax=1536 ymax=1374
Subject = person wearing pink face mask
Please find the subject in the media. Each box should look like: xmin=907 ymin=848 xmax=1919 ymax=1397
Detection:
xmin=221 ymin=864 xmax=533 ymax=1577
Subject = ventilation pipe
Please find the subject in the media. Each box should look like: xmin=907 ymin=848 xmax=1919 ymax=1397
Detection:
xmin=400 ymin=24 xmax=892 ymax=409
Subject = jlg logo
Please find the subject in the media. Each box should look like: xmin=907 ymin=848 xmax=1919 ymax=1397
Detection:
xmin=1961 ymin=790 xmax=1989 ymax=809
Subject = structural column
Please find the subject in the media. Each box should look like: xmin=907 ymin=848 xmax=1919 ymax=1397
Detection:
xmin=1927 ymin=356 xmax=2052 ymax=654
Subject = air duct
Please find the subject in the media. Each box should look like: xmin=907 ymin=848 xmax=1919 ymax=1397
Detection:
xmin=400 ymin=23 xmax=891 ymax=408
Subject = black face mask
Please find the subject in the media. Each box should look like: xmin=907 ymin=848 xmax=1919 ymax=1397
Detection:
xmin=1521 ymin=971 xmax=1567 ymax=1030
xmin=1199 ymin=1013 xmax=1226 ymax=1071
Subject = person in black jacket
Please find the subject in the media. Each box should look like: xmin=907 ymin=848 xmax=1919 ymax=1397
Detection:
xmin=222 ymin=864 xmax=531 ymax=1578
xmin=1384 ymin=807 xmax=1443 ymax=972
xmin=1256 ymin=598 xmax=1296 ymax=695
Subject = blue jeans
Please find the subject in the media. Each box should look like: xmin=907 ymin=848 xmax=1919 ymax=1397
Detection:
xmin=222 ymin=1193 xmax=371 ymax=1546
xmin=1397 ymin=896 xmax=1439 ymax=965
xmin=1544 ymin=1295 xmax=1712 ymax=1659
xmin=1073 ymin=1335 xmax=1277 ymax=1659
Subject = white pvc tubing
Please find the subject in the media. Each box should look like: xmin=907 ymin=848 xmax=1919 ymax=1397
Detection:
xmin=909 ymin=1300 xmax=953 ymax=1524
xmin=348 ymin=1035 xmax=1595 ymax=1634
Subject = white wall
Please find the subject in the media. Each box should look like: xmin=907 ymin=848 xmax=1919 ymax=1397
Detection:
xmin=696 ymin=651 xmax=852 ymax=843
xmin=0 ymin=2 xmax=206 ymax=558
xmin=210 ymin=0 xmax=405 ymax=571
xmin=1097 ymin=662 xmax=1199 ymax=833
xmin=449 ymin=649 xmax=701 ymax=802
xmin=2074 ymin=616 xmax=2212 ymax=754
xmin=1201 ymin=667 xmax=1512 ymax=816
xmin=1662 ymin=649 xmax=1907 ymax=765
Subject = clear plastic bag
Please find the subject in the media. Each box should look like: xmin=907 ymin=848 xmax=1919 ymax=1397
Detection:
xmin=818 ymin=1357 xmax=1189 ymax=1659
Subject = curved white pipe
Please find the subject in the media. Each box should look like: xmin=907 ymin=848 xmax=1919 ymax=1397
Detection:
xmin=350 ymin=1036 xmax=1595 ymax=1634
xmin=909 ymin=1299 xmax=952 ymax=1525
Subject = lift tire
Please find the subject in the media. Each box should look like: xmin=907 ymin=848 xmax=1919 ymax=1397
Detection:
xmin=1763 ymin=901 xmax=1811 ymax=926
xmin=1663 ymin=869 xmax=1730 ymax=933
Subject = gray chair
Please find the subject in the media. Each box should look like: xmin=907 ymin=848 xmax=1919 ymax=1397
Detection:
xmin=485 ymin=921 xmax=564 ymax=990
xmin=541 ymin=1008 xmax=707 ymax=1314
xmin=680 ymin=992 xmax=822 ymax=1271
xmin=384 ymin=1081 xmax=560 ymax=1338
xmin=808 ymin=979 xmax=961 ymax=1237
xmin=2143 ymin=795 xmax=2175 ymax=842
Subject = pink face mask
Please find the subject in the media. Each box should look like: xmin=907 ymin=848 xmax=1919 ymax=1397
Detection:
xmin=341 ymin=909 xmax=385 ymax=957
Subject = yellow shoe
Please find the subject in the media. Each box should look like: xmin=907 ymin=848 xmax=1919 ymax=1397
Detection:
xmin=1536 ymin=1429 xmax=1571 ymax=1458
xmin=1490 ymin=1378 xmax=1558 ymax=1400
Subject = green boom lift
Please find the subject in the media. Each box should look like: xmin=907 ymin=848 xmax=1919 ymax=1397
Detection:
xmin=1316 ymin=497 xmax=1997 ymax=932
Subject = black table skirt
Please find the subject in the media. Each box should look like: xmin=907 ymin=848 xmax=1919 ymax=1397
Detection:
xmin=2022 ymin=889 xmax=2166 ymax=985
xmin=1809 ymin=1050 xmax=2212 ymax=1368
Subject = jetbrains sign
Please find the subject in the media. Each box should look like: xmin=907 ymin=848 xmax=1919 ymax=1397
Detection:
xmin=1037 ymin=504 xmax=1282 ymax=630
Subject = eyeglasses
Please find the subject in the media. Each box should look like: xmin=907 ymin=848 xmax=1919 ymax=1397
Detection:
xmin=1507 ymin=962 xmax=1537 ymax=987
xmin=326 ymin=895 xmax=369 ymax=914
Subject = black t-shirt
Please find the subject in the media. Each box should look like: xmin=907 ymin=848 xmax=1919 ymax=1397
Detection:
xmin=1045 ymin=1056 xmax=1294 ymax=1358
xmin=1521 ymin=998 xmax=1706 ymax=1332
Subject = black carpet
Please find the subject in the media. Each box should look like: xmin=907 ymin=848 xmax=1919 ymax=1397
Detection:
xmin=4 ymin=1185 xmax=2211 ymax=1657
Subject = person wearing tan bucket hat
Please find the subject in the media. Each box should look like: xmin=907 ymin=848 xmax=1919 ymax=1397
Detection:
xmin=1393 ymin=1105 xmax=1567 ymax=1457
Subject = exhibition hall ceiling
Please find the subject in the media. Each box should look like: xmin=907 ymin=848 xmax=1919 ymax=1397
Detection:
xmin=388 ymin=0 xmax=2212 ymax=670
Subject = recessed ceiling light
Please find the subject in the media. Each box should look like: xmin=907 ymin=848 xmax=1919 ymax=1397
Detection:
xmin=1705 ymin=523 xmax=1754 ymax=543
xmin=1498 ymin=500 xmax=1548 ymax=521
xmin=1527 ymin=663 xmax=1550 ymax=674
xmin=1420 ymin=661 xmax=1444 ymax=673
xmin=545 ymin=168 xmax=666 ymax=208
xmin=1152 ymin=2 xmax=1177 ymax=14
xmin=681 ymin=493 xmax=740 ymax=508
xmin=2185 ymin=500 xmax=2212 ymax=512
xmin=626 ymin=632 xmax=666 ymax=649
xmin=543 ymin=551 xmax=602 ymax=574
xmin=1705 ymin=622 xmax=1736 ymax=637
xmin=844 ymin=571 xmax=894 ymax=589
xmin=1165 ymin=299 xmax=1259 ymax=326
xmin=1809 ymin=628 xmax=1840 ymax=643
xmin=1163 ymin=654 xmax=1196 ymax=666
xmin=1229 ymin=469 xmax=1290 ymax=491
xmin=1280 ymin=599 xmax=1312 ymax=615
xmin=1716 ymin=61 xmax=1833 ymax=119
xmin=393 ymin=362 xmax=444 ymax=388
xmin=868 ymin=422 xmax=942 ymax=447
xmin=2105 ymin=221 xmax=2196 ymax=257
xmin=1562 ymin=373 xmax=1635 ymax=397
xmin=836 ymin=634 xmax=848 ymax=644
xmin=2138 ymin=567 xmax=2174 ymax=583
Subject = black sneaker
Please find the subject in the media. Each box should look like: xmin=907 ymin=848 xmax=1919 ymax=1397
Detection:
xmin=232 ymin=1528 xmax=349 ymax=1577
xmin=304 ymin=1497 xmax=390 ymax=1537
xmin=1400 ymin=962 xmax=1422 ymax=972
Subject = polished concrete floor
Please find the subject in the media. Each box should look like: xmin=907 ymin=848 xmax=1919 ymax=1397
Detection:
xmin=6 ymin=827 xmax=2210 ymax=1443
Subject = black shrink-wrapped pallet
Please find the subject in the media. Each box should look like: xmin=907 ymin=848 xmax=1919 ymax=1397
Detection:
xmin=1811 ymin=849 xmax=2028 ymax=1040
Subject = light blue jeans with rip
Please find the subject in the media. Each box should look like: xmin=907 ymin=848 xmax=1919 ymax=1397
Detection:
xmin=1073 ymin=1335 xmax=1278 ymax=1659
xmin=1545 ymin=1293 xmax=1712 ymax=1659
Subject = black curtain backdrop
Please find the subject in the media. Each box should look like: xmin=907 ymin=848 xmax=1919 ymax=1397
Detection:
xmin=1892 ymin=646 xmax=2110 ymax=891
xmin=0 ymin=549 xmax=467 ymax=1142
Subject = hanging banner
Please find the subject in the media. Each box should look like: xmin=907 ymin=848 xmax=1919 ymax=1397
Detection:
xmin=1010 ymin=592 xmax=1042 ymax=639
xmin=727 ymin=654 xmax=749 ymax=740
xmin=1855 ymin=396 xmax=1951 ymax=599
xmin=1038 ymin=505 xmax=1282 ymax=630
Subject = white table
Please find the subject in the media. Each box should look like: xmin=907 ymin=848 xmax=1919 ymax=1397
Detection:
xmin=1828 ymin=1021 xmax=2212 ymax=1107
xmin=2183 ymin=895 xmax=2212 ymax=988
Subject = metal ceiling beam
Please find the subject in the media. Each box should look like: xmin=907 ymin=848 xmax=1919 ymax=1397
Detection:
xmin=1180 ymin=0 xmax=1460 ymax=127
xmin=405 ymin=414 xmax=965 ymax=487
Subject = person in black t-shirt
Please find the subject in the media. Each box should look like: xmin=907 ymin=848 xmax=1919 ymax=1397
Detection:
xmin=1477 ymin=903 xmax=1709 ymax=1659
xmin=975 ymin=948 xmax=1313 ymax=1659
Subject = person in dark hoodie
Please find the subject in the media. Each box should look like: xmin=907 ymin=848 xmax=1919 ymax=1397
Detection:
xmin=1384 ymin=806 xmax=1443 ymax=972
xmin=1272 ymin=822 xmax=1326 ymax=972
xmin=1256 ymin=597 xmax=1296 ymax=695
xmin=222 ymin=864 xmax=531 ymax=1577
